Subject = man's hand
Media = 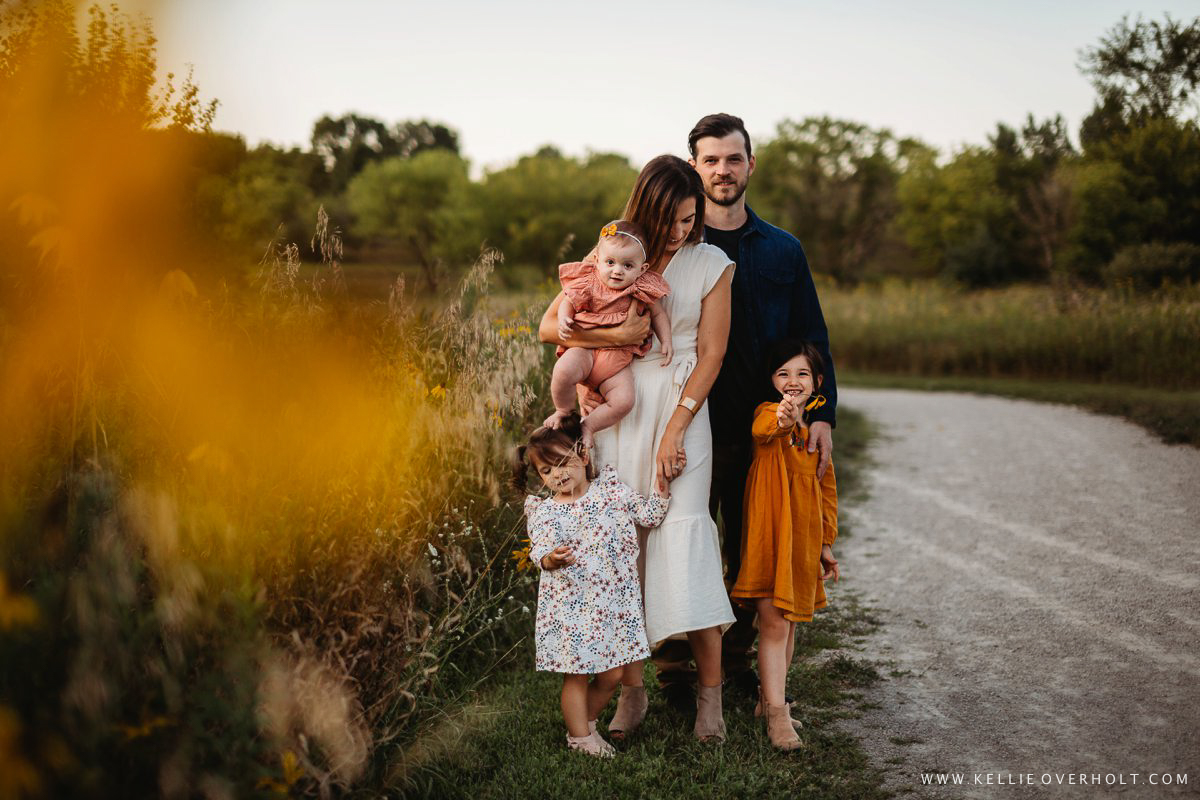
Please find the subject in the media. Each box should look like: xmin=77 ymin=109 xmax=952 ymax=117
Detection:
xmin=612 ymin=301 xmax=651 ymax=346
xmin=541 ymin=545 xmax=576 ymax=571
xmin=576 ymin=385 xmax=603 ymax=416
xmin=808 ymin=420 xmax=833 ymax=480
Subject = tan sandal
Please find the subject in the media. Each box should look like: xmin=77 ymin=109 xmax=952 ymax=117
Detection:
xmin=567 ymin=729 xmax=615 ymax=758
xmin=694 ymin=683 xmax=726 ymax=742
xmin=766 ymin=702 xmax=804 ymax=751
xmin=608 ymin=685 xmax=647 ymax=740
xmin=754 ymin=687 xmax=803 ymax=729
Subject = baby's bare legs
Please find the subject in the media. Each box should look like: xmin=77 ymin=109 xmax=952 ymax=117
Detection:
xmin=579 ymin=367 xmax=635 ymax=448
xmin=545 ymin=348 xmax=594 ymax=429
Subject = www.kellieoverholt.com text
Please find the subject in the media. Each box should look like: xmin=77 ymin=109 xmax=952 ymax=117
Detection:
xmin=921 ymin=772 xmax=1189 ymax=788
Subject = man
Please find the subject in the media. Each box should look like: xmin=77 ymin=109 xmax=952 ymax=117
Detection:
xmin=654 ymin=113 xmax=837 ymax=707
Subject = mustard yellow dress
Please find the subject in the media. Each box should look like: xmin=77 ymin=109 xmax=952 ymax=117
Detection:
xmin=731 ymin=402 xmax=838 ymax=622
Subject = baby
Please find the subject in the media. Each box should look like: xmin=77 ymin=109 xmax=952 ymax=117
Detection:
xmin=544 ymin=220 xmax=673 ymax=447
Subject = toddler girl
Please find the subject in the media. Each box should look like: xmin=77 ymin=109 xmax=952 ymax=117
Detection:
xmin=544 ymin=220 xmax=673 ymax=447
xmin=731 ymin=339 xmax=840 ymax=751
xmin=512 ymin=412 xmax=669 ymax=757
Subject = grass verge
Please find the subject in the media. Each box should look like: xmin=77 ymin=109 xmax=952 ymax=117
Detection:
xmin=386 ymin=408 xmax=892 ymax=799
xmin=840 ymin=370 xmax=1200 ymax=447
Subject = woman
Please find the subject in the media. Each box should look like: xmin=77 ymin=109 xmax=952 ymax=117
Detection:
xmin=538 ymin=155 xmax=736 ymax=741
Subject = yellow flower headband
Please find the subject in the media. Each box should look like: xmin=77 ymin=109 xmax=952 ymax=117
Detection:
xmin=600 ymin=223 xmax=647 ymax=261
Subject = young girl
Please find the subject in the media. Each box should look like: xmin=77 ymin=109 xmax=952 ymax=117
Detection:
xmin=544 ymin=220 xmax=673 ymax=448
xmin=513 ymin=412 xmax=669 ymax=757
xmin=731 ymin=339 xmax=841 ymax=751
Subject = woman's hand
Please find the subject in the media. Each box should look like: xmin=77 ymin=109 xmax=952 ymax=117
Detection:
xmin=612 ymin=301 xmax=651 ymax=347
xmin=655 ymin=422 xmax=687 ymax=494
xmin=541 ymin=545 xmax=576 ymax=571
xmin=575 ymin=385 xmax=603 ymax=416
xmin=819 ymin=544 xmax=839 ymax=582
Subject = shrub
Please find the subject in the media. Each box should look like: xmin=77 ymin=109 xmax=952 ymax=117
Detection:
xmin=1102 ymin=241 xmax=1200 ymax=290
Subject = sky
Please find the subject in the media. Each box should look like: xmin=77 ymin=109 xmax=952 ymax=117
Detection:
xmin=143 ymin=0 xmax=1200 ymax=172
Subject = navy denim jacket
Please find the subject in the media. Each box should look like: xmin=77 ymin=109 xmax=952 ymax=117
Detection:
xmin=707 ymin=205 xmax=837 ymax=449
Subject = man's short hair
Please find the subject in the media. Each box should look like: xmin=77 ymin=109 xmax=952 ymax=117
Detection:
xmin=688 ymin=113 xmax=752 ymax=159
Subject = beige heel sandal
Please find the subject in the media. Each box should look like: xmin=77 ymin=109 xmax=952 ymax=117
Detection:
xmin=694 ymin=683 xmax=726 ymax=742
xmin=567 ymin=729 xmax=615 ymax=758
xmin=755 ymin=686 xmax=803 ymax=729
xmin=608 ymin=685 xmax=647 ymax=740
xmin=766 ymin=702 xmax=805 ymax=751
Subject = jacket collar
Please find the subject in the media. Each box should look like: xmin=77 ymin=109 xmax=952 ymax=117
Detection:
xmin=743 ymin=204 xmax=769 ymax=238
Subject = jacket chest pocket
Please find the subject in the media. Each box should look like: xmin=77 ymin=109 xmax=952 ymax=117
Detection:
xmin=755 ymin=268 xmax=795 ymax=343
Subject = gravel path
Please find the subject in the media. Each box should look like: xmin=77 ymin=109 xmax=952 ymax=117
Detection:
xmin=835 ymin=388 xmax=1200 ymax=799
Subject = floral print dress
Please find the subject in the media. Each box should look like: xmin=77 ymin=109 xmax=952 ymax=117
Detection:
xmin=526 ymin=465 xmax=668 ymax=674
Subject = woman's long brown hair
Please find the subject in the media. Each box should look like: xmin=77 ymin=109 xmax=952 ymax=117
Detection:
xmin=622 ymin=155 xmax=706 ymax=268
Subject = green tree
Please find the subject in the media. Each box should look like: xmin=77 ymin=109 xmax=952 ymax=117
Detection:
xmin=992 ymin=115 xmax=1077 ymax=279
xmin=896 ymin=116 xmax=1078 ymax=287
xmin=1064 ymin=117 xmax=1200 ymax=279
xmin=1079 ymin=13 xmax=1200 ymax=132
xmin=754 ymin=117 xmax=932 ymax=285
xmin=1 ymin=0 xmax=218 ymax=303
xmin=0 ymin=1 xmax=216 ymax=130
xmin=311 ymin=114 xmax=458 ymax=194
xmin=346 ymin=150 xmax=478 ymax=290
xmin=196 ymin=143 xmax=322 ymax=253
xmin=474 ymin=148 xmax=636 ymax=268
xmin=897 ymin=146 xmax=1024 ymax=286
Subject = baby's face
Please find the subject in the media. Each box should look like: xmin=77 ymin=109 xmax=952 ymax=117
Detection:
xmin=772 ymin=354 xmax=818 ymax=405
xmin=596 ymin=237 xmax=648 ymax=290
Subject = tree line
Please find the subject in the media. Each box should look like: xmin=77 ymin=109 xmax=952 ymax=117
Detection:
xmin=4 ymin=3 xmax=1199 ymax=294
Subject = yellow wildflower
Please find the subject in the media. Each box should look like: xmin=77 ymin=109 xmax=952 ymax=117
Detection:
xmin=118 ymin=715 xmax=172 ymax=741
xmin=510 ymin=539 xmax=533 ymax=572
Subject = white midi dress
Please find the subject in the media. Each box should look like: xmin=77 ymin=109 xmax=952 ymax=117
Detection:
xmin=593 ymin=242 xmax=737 ymax=645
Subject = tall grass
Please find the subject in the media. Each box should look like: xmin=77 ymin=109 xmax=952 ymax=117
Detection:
xmin=820 ymin=279 xmax=1200 ymax=390
xmin=0 ymin=210 xmax=552 ymax=795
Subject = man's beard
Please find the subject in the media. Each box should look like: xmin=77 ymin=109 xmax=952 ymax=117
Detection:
xmin=704 ymin=179 xmax=747 ymax=207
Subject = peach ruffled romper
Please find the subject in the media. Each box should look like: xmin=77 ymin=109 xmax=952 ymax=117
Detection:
xmin=731 ymin=402 xmax=839 ymax=622
xmin=557 ymin=261 xmax=670 ymax=390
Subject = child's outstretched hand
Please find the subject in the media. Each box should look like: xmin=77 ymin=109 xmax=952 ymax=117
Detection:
xmin=541 ymin=545 xmax=576 ymax=571
xmin=776 ymin=395 xmax=799 ymax=428
xmin=660 ymin=337 xmax=674 ymax=366
xmin=819 ymin=544 xmax=839 ymax=582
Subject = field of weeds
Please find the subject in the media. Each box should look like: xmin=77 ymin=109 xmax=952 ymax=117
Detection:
xmin=0 ymin=213 xmax=555 ymax=795
xmin=819 ymin=279 xmax=1200 ymax=390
